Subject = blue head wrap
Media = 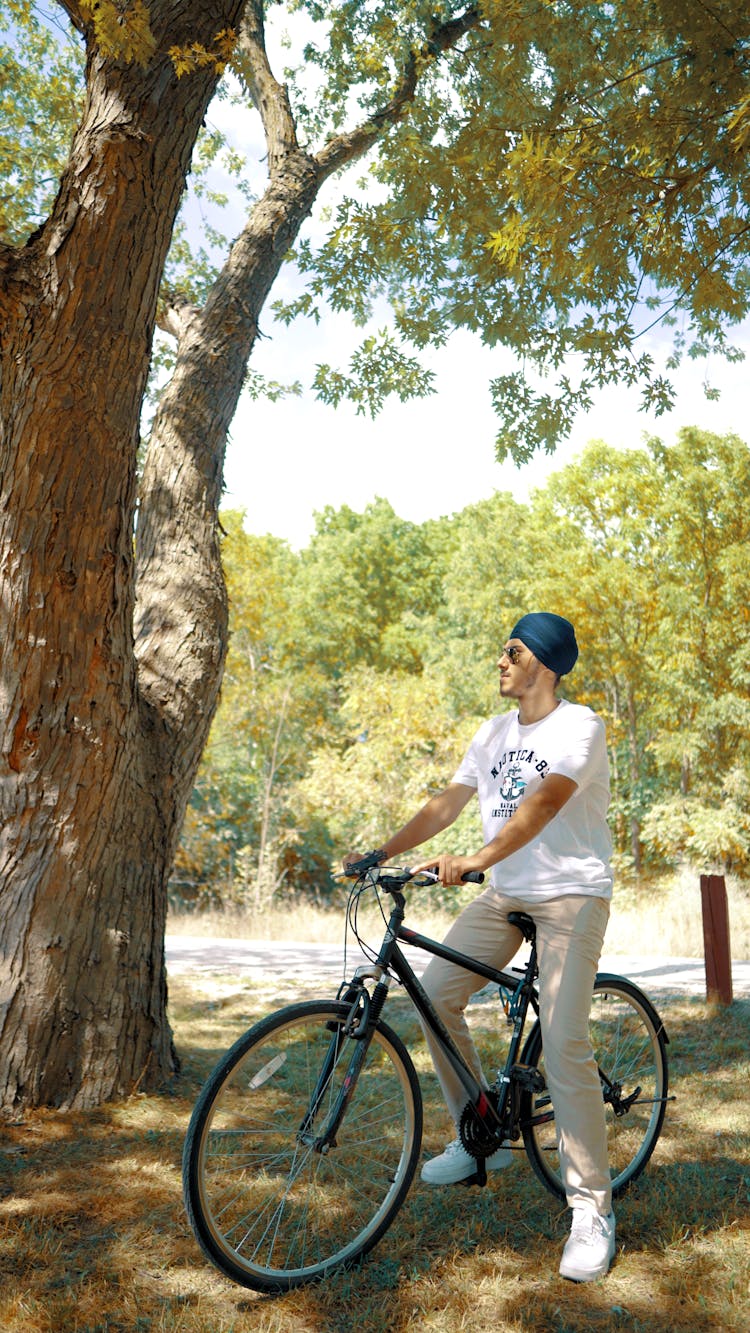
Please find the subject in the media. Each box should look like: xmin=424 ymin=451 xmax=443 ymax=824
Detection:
xmin=510 ymin=612 xmax=578 ymax=676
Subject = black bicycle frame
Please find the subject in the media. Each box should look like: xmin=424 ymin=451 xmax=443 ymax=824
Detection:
xmin=309 ymin=888 xmax=541 ymax=1156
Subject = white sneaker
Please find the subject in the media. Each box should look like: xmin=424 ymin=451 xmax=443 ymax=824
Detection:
xmin=420 ymin=1137 xmax=513 ymax=1185
xmin=559 ymin=1206 xmax=616 ymax=1281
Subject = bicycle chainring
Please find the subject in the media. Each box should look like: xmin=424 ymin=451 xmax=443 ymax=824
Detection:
xmin=459 ymin=1091 xmax=506 ymax=1159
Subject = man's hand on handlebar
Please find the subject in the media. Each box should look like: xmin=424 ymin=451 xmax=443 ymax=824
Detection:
xmin=408 ymin=853 xmax=485 ymax=887
xmin=342 ymin=849 xmax=384 ymax=876
xmin=342 ymin=849 xmax=484 ymax=886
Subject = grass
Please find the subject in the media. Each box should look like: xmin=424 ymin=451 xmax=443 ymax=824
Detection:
xmin=168 ymin=867 xmax=750 ymax=960
xmin=1 ymin=970 xmax=749 ymax=1333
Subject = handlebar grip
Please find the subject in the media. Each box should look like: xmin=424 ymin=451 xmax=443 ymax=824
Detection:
xmin=461 ymin=871 xmax=485 ymax=884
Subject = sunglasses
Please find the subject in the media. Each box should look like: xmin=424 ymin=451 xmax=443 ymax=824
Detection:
xmin=502 ymin=645 xmax=524 ymax=664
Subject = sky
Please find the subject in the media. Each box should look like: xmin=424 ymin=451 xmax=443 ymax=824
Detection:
xmin=220 ymin=312 xmax=750 ymax=549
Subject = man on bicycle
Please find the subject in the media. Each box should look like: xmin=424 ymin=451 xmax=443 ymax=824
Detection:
xmin=350 ymin=611 xmax=615 ymax=1282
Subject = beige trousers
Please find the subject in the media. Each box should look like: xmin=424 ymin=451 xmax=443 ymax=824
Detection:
xmin=420 ymin=888 xmax=612 ymax=1215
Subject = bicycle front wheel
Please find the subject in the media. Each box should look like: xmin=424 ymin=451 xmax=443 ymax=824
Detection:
xmin=520 ymin=975 xmax=669 ymax=1201
xmin=183 ymin=1000 xmax=423 ymax=1292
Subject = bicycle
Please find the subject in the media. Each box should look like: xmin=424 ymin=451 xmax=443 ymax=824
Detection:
xmin=182 ymin=855 xmax=671 ymax=1293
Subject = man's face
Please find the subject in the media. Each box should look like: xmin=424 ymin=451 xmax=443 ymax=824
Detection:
xmin=497 ymin=638 xmax=540 ymax=698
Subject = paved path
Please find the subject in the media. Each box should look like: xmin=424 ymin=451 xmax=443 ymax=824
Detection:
xmin=165 ymin=935 xmax=750 ymax=999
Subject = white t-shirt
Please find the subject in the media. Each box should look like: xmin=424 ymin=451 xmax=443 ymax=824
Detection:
xmin=452 ymin=699 xmax=613 ymax=900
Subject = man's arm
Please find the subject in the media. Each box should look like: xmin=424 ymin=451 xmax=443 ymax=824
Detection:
xmin=410 ymin=774 xmax=577 ymax=885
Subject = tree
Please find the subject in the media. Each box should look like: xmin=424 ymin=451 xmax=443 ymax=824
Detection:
xmin=520 ymin=431 xmax=750 ymax=875
xmin=285 ymin=497 xmax=445 ymax=677
xmin=522 ymin=442 xmax=668 ymax=872
xmin=0 ymin=0 xmax=488 ymax=1110
xmin=640 ymin=429 xmax=750 ymax=871
xmin=0 ymin=0 xmax=253 ymax=1110
xmin=173 ymin=512 xmax=339 ymax=907
xmin=297 ymin=663 xmax=484 ymax=883
xmin=0 ymin=3 xmax=83 ymax=241
xmin=185 ymin=443 xmax=750 ymax=899
xmin=3 ymin=2 xmax=750 ymax=1110
xmin=172 ymin=514 xmax=297 ymax=903
xmin=421 ymin=494 xmax=531 ymax=716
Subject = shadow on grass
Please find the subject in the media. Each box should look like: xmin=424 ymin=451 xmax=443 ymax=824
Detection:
xmin=660 ymin=994 xmax=750 ymax=1072
xmin=0 ymin=985 xmax=748 ymax=1333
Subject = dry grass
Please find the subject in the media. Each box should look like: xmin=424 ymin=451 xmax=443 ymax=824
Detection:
xmin=1 ymin=971 xmax=749 ymax=1333
xmin=608 ymin=871 xmax=750 ymax=960
xmin=169 ymin=868 xmax=750 ymax=960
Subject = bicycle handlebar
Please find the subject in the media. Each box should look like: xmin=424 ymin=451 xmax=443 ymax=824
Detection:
xmin=343 ymin=857 xmax=484 ymax=887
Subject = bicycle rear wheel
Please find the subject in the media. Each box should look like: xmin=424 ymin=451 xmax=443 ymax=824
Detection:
xmin=520 ymin=975 xmax=668 ymax=1201
xmin=183 ymin=999 xmax=423 ymax=1292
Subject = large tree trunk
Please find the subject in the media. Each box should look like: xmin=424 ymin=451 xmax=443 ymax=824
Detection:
xmin=0 ymin=0 xmax=477 ymax=1111
xmin=0 ymin=2 xmax=247 ymax=1109
xmin=0 ymin=7 xmax=365 ymax=1111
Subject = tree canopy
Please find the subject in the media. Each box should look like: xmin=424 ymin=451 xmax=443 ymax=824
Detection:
xmin=5 ymin=2 xmax=749 ymax=455
xmin=280 ymin=0 xmax=750 ymax=453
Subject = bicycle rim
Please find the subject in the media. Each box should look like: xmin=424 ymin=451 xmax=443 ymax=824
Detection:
xmin=521 ymin=976 xmax=668 ymax=1201
xmin=183 ymin=1000 xmax=422 ymax=1291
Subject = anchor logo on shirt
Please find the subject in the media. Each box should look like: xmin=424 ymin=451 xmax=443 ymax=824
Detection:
xmin=499 ymin=763 xmax=526 ymax=801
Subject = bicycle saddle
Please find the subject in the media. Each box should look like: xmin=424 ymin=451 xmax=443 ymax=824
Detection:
xmin=507 ymin=911 xmax=536 ymax=942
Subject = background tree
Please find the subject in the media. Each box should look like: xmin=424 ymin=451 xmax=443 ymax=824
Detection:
xmin=173 ymin=515 xmax=301 ymax=905
xmin=3 ymin=2 xmax=750 ymax=1110
xmin=0 ymin=2 xmax=83 ymax=240
xmin=285 ymin=497 xmax=445 ymax=677
xmin=431 ymin=494 xmax=536 ymax=712
xmin=523 ymin=442 xmax=667 ymax=872
xmin=297 ymin=663 xmax=485 ymax=894
xmin=641 ymin=429 xmax=750 ymax=870
xmin=185 ymin=433 xmax=750 ymax=901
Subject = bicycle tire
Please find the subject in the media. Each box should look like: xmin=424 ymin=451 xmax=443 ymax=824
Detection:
xmin=519 ymin=975 xmax=669 ymax=1202
xmin=182 ymin=999 xmax=423 ymax=1292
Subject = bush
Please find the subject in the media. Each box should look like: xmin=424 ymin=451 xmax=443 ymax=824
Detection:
xmin=641 ymin=772 xmax=750 ymax=874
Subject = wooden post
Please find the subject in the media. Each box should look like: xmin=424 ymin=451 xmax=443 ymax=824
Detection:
xmin=700 ymin=874 xmax=733 ymax=1005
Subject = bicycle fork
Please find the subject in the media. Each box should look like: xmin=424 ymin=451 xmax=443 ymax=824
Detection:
xmin=298 ymin=970 xmax=391 ymax=1154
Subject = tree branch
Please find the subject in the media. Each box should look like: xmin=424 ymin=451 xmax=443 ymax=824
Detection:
xmin=55 ymin=1 xmax=86 ymax=35
xmin=315 ymin=4 xmax=482 ymax=180
xmin=156 ymin=289 xmax=202 ymax=341
xmin=234 ymin=0 xmax=299 ymax=175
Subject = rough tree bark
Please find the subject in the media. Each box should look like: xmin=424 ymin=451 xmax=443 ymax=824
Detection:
xmin=0 ymin=0 xmax=252 ymax=1109
xmin=0 ymin=1 xmax=480 ymax=1109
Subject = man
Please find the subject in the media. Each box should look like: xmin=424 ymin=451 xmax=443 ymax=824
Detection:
xmin=348 ymin=612 xmax=615 ymax=1282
